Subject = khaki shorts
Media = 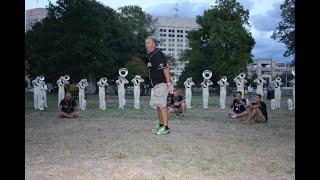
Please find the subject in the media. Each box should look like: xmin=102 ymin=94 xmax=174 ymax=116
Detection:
xmin=170 ymin=106 xmax=181 ymax=113
xmin=150 ymin=83 xmax=168 ymax=108
xmin=254 ymin=108 xmax=266 ymax=123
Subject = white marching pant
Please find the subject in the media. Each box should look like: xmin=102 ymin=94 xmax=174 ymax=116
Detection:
xmin=133 ymin=86 xmax=140 ymax=109
xmin=185 ymin=88 xmax=192 ymax=108
xmin=287 ymin=98 xmax=293 ymax=110
xmin=81 ymin=99 xmax=86 ymax=110
xmin=203 ymin=88 xmax=209 ymax=108
xmin=118 ymin=86 xmax=126 ymax=109
xmin=99 ymin=87 xmax=106 ymax=109
xmin=275 ymin=88 xmax=281 ymax=108
xmin=58 ymin=87 xmax=65 ymax=107
xmin=271 ymin=99 xmax=276 ymax=109
xmin=33 ymin=87 xmax=40 ymax=109
xmin=43 ymin=91 xmax=47 ymax=107
xmin=37 ymin=91 xmax=44 ymax=110
xmin=256 ymin=86 xmax=264 ymax=100
xmin=219 ymin=88 xmax=226 ymax=108
xmin=79 ymin=89 xmax=85 ymax=110
xmin=100 ymin=100 xmax=106 ymax=110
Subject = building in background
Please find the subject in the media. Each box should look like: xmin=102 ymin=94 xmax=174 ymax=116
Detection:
xmin=247 ymin=58 xmax=294 ymax=84
xmin=25 ymin=8 xmax=48 ymax=32
xmin=154 ymin=16 xmax=200 ymax=77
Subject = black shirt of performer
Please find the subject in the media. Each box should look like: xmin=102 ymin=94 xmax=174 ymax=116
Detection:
xmin=168 ymin=94 xmax=185 ymax=108
xmin=60 ymin=98 xmax=77 ymax=113
xmin=147 ymin=48 xmax=168 ymax=87
xmin=233 ymin=98 xmax=247 ymax=114
xmin=253 ymin=101 xmax=268 ymax=121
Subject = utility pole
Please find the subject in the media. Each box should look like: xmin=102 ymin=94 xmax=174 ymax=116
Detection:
xmin=270 ymin=57 xmax=273 ymax=82
xmin=285 ymin=71 xmax=288 ymax=87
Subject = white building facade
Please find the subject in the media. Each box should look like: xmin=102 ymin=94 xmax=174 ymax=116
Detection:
xmin=25 ymin=8 xmax=48 ymax=32
xmin=154 ymin=16 xmax=199 ymax=77
xmin=247 ymin=58 xmax=294 ymax=84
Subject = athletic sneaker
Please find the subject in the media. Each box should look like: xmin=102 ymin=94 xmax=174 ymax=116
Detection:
xmin=156 ymin=126 xmax=170 ymax=135
xmin=151 ymin=125 xmax=161 ymax=132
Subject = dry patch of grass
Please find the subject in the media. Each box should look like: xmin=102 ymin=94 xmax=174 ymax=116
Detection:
xmin=25 ymin=92 xmax=295 ymax=179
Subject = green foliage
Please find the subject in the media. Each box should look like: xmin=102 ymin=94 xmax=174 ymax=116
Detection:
xmin=180 ymin=0 xmax=255 ymax=86
xmin=279 ymin=73 xmax=294 ymax=87
xmin=271 ymin=0 xmax=295 ymax=59
xmin=25 ymin=1 xmax=154 ymax=85
xmin=125 ymin=56 xmax=148 ymax=84
xmin=246 ymin=73 xmax=258 ymax=87
xmin=118 ymin=5 xmax=156 ymax=60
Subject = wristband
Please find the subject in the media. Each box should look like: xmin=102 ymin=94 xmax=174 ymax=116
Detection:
xmin=167 ymin=82 xmax=171 ymax=86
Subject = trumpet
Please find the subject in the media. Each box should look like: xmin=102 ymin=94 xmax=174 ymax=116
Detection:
xmin=275 ymin=76 xmax=282 ymax=83
xmin=202 ymin=70 xmax=212 ymax=80
xmin=119 ymin=68 xmax=128 ymax=78
xmin=36 ymin=75 xmax=45 ymax=81
xmin=63 ymin=75 xmax=70 ymax=81
xmin=237 ymin=72 xmax=246 ymax=79
xmin=80 ymin=78 xmax=88 ymax=83
xmin=100 ymin=77 xmax=108 ymax=83
xmin=134 ymin=75 xmax=143 ymax=81
xmin=221 ymin=76 xmax=227 ymax=82
xmin=186 ymin=77 xmax=193 ymax=82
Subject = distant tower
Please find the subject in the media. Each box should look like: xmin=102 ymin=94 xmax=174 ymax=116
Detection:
xmin=173 ymin=3 xmax=179 ymax=17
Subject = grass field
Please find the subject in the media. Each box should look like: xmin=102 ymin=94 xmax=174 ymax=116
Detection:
xmin=25 ymin=91 xmax=295 ymax=180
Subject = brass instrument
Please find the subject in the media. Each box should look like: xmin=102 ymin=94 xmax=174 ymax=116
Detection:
xmin=119 ymin=68 xmax=128 ymax=78
xmin=202 ymin=70 xmax=212 ymax=80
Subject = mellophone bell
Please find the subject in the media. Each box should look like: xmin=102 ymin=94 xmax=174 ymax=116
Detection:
xmin=233 ymin=72 xmax=247 ymax=99
xmin=116 ymin=68 xmax=129 ymax=109
xmin=201 ymin=70 xmax=213 ymax=108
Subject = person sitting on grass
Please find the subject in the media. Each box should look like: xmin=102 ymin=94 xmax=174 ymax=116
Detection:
xmin=229 ymin=91 xmax=248 ymax=119
xmin=244 ymin=94 xmax=268 ymax=124
xmin=58 ymin=92 xmax=80 ymax=118
xmin=167 ymin=89 xmax=186 ymax=117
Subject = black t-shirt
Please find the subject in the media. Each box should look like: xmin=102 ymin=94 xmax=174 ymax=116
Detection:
xmin=255 ymin=101 xmax=268 ymax=121
xmin=167 ymin=94 xmax=184 ymax=107
xmin=59 ymin=98 xmax=77 ymax=113
xmin=147 ymin=48 xmax=168 ymax=87
xmin=233 ymin=99 xmax=247 ymax=113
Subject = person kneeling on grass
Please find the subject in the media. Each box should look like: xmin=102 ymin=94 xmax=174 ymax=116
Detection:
xmin=167 ymin=89 xmax=186 ymax=117
xmin=244 ymin=94 xmax=268 ymax=124
xmin=229 ymin=91 xmax=248 ymax=119
xmin=58 ymin=92 xmax=80 ymax=118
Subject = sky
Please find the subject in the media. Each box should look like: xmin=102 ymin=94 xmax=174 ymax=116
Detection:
xmin=25 ymin=0 xmax=293 ymax=62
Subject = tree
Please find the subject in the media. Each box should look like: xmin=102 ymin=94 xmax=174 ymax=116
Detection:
xmin=271 ymin=0 xmax=295 ymax=59
xmin=118 ymin=5 xmax=156 ymax=60
xmin=25 ymin=0 xmax=132 ymax=85
xmin=246 ymin=73 xmax=258 ymax=88
xmin=179 ymin=0 xmax=255 ymax=87
xmin=125 ymin=56 xmax=148 ymax=84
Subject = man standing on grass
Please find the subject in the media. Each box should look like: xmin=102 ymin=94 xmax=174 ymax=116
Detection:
xmin=145 ymin=36 xmax=173 ymax=135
